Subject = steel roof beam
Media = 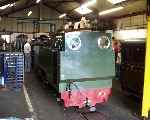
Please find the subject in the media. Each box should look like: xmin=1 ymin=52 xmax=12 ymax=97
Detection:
xmin=42 ymin=0 xmax=77 ymax=9
xmin=43 ymin=0 xmax=75 ymax=3
xmin=0 ymin=0 xmax=19 ymax=6
xmin=43 ymin=3 xmax=78 ymax=20
xmin=111 ymin=10 xmax=146 ymax=19
xmin=1 ymin=2 xmax=36 ymax=17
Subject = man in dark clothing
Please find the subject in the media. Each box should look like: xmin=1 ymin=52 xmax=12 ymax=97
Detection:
xmin=112 ymin=37 xmax=121 ymax=80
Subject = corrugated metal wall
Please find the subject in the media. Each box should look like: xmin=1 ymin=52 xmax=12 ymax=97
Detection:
xmin=113 ymin=14 xmax=147 ymax=41
xmin=0 ymin=5 xmax=63 ymax=33
xmin=114 ymin=14 xmax=147 ymax=30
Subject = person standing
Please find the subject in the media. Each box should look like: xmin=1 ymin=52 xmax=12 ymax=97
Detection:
xmin=24 ymin=40 xmax=31 ymax=72
xmin=116 ymin=40 xmax=121 ymax=80
xmin=112 ymin=37 xmax=122 ymax=80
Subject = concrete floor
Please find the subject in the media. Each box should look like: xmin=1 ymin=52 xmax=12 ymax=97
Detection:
xmin=0 ymin=73 xmax=149 ymax=120
xmin=25 ymin=73 xmax=146 ymax=120
xmin=0 ymin=90 xmax=31 ymax=119
xmin=96 ymin=81 xmax=142 ymax=120
xmin=25 ymin=73 xmax=64 ymax=120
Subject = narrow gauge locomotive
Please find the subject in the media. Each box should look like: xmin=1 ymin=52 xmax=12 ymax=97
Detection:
xmin=32 ymin=31 xmax=115 ymax=109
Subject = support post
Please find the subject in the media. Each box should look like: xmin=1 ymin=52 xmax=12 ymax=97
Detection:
xmin=142 ymin=0 xmax=150 ymax=116
xmin=142 ymin=16 xmax=150 ymax=118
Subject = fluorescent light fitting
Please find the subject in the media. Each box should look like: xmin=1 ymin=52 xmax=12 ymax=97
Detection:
xmin=75 ymin=6 xmax=92 ymax=15
xmin=107 ymin=0 xmax=126 ymax=4
xmin=36 ymin=0 xmax=41 ymax=3
xmin=27 ymin=11 xmax=32 ymax=16
xmin=82 ymin=0 xmax=96 ymax=7
xmin=59 ymin=13 xmax=66 ymax=19
xmin=0 ymin=3 xmax=15 ymax=10
xmin=99 ymin=6 xmax=124 ymax=16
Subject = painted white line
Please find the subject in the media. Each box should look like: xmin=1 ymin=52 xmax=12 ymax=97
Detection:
xmin=23 ymin=85 xmax=34 ymax=113
xmin=23 ymin=85 xmax=38 ymax=120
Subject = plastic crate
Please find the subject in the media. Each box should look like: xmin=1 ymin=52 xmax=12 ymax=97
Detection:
xmin=3 ymin=52 xmax=24 ymax=90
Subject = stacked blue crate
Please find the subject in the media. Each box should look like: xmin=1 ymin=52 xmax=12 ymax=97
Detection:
xmin=4 ymin=52 xmax=24 ymax=90
xmin=16 ymin=53 xmax=24 ymax=89
xmin=0 ymin=53 xmax=4 ymax=86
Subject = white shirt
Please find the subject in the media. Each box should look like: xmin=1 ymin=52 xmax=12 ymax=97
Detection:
xmin=24 ymin=42 xmax=31 ymax=53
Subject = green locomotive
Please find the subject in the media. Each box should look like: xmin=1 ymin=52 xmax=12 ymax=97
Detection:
xmin=33 ymin=31 xmax=115 ymax=109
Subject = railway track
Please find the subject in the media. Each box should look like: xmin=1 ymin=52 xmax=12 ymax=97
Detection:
xmin=64 ymin=107 xmax=110 ymax=120
xmin=80 ymin=112 xmax=109 ymax=120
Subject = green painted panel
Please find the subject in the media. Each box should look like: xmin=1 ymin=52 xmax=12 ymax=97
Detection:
xmin=37 ymin=31 xmax=115 ymax=92
xmin=60 ymin=32 xmax=115 ymax=81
